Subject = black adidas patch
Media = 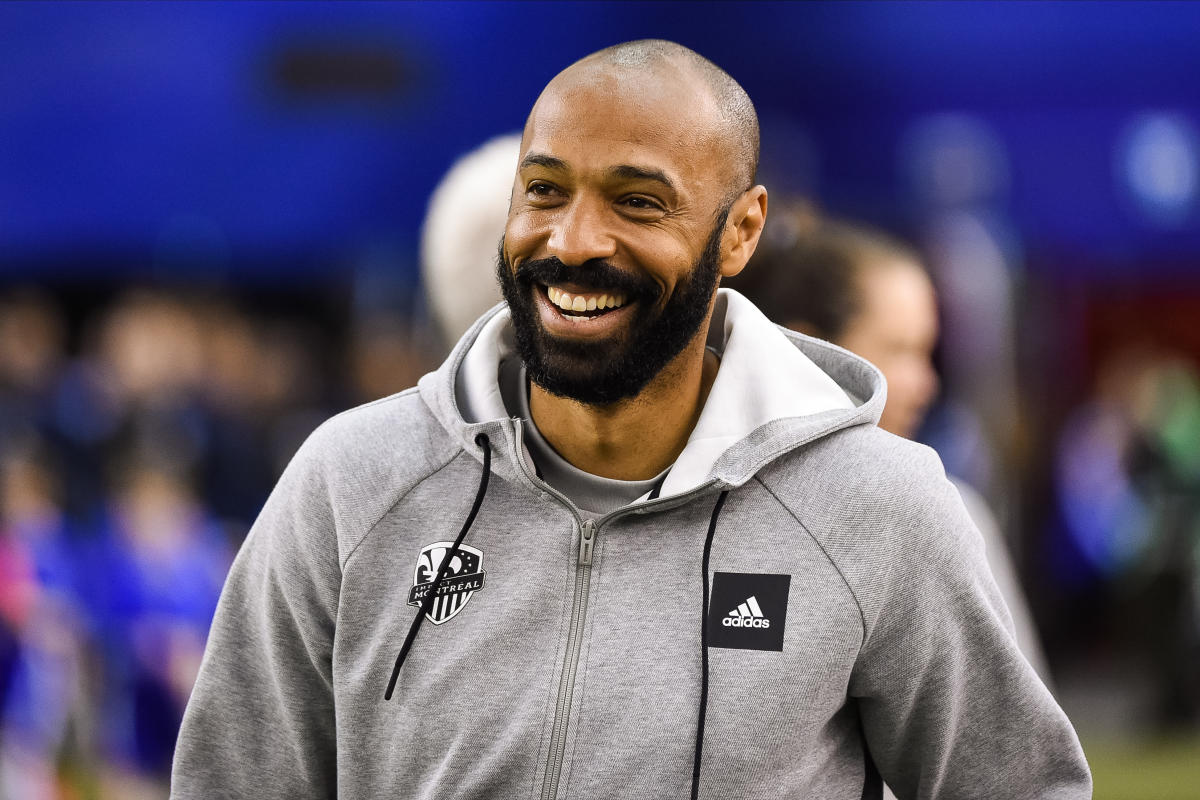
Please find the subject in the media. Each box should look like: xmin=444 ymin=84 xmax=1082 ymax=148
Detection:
xmin=708 ymin=572 xmax=790 ymax=652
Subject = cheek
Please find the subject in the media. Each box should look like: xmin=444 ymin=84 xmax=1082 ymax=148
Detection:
xmin=891 ymin=368 xmax=920 ymax=400
xmin=652 ymin=254 xmax=696 ymax=289
xmin=891 ymin=358 xmax=938 ymax=403
xmin=503 ymin=212 xmax=543 ymax=259
xmin=625 ymin=234 xmax=703 ymax=288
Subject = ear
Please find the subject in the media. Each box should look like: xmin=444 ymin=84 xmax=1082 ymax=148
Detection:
xmin=719 ymin=186 xmax=768 ymax=278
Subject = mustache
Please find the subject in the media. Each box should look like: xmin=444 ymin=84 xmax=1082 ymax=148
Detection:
xmin=513 ymin=256 xmax=660 ymax=301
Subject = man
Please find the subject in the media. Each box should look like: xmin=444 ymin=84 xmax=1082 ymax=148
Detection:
xmin=172 ymin=41 xmax=1091 ymax=799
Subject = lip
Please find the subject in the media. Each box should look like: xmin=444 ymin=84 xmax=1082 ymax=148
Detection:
xmin=533 ymin=283 xmax=636 ymax=339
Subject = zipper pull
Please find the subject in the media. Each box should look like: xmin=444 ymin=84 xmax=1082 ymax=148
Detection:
xmin=578 ymin=519 xmax=596 ymax=566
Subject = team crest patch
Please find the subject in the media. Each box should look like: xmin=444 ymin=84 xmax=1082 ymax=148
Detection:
xmin=407 ymin=542 xmax=486 ymax=625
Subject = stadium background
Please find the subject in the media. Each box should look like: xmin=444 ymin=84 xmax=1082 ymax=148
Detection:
xmin=2 ymin=2 xmax=1198 ymax=797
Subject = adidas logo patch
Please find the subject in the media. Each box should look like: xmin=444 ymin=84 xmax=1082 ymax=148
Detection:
xmin=722 ymin=595 xmax=770 ymax=628
xmin=709 ymin=572 xmax=790 ymax=651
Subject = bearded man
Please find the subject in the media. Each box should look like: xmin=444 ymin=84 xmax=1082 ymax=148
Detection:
xmin=171 ymin=40 xmax=1091 ymax=800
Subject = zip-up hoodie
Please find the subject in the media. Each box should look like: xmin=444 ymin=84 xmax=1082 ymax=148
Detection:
xmin=171 ymin=289 xmax=1091 ymax=799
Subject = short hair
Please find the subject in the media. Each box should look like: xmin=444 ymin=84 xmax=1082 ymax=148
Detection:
xmin=729 ymin=218 xmax=924 ymax=341
xmin=567 ymin=39 xmax=760 ymax=197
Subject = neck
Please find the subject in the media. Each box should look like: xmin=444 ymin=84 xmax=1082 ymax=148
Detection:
xmin=529 ymin=327 xmax=720 ymax=481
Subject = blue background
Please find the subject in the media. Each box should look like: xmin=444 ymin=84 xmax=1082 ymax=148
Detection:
xmin=4 ymin=1 xmax=1199 ymax=281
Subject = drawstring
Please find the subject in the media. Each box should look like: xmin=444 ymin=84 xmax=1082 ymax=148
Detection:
xmin=384 ymin=433 xmax=492 ymax=701
xmin=383 ymin=439 xmax=727 ymax=797
xmin=647 ymin=470 xmax=669 ymax=501
xmin=691 ymin=490 xmax=728 ymax=800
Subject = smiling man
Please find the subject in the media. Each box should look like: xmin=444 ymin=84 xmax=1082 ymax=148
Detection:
xmin=171 ymin=41 xmax=1091 ymax=800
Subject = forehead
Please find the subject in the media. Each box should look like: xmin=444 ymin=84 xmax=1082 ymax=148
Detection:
xmin=522 ymin=67 xmax=728 ymax=196
xmin=857 ymin=262 xmax=938 ymax=332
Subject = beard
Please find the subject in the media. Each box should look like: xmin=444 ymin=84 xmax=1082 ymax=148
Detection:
xmin=496 ymin=207 xmax=729 ymax=406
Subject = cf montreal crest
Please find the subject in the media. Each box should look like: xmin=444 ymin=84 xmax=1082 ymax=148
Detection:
xmin=407 ymin=542 xmax=486 ymax=625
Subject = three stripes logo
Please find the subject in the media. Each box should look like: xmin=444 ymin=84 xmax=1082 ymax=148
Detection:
xmin=708 ymin=572 xmax=790 ymax=651
xmin=722 ymin=595 xmax=770 ymax=628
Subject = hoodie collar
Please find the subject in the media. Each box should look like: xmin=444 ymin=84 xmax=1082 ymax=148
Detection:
xmin=658 ymin=290 xmax=857 ymax=497
xmin=420 ymin=288 xmax=885 ymax=499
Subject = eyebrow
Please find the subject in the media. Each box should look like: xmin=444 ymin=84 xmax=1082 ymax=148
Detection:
xmin=519 ymin=153 xmax=567 ymax=171
xmin=608 ymin=164 xmax=675 ymax=192
xmin=519 ymin=152 xmax=676 ymax=193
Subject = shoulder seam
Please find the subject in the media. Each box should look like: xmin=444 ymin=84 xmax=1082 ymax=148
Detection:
xmin=326 ymin=386 xmax=421 ymax=423
xmin=752 ymin=475 xmax=868 ymax=642
xmin=341 ymin=446 xmax=466 ymax=570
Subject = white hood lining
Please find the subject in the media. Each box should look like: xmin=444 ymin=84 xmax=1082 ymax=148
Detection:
xmin=454 ymin=289 xmax=856 ymax=501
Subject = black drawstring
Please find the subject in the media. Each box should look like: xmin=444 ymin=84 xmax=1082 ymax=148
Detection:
xmin=691 ymin=490 xmax=728 ymax=800
xmin=647 ymin=470 xmax=669 ymax=501
xmin=384 ymin=433 xmax=492 ymax=701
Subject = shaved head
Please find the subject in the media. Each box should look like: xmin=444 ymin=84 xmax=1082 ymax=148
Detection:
xmin=528 ymin=39 xmax=759 ymax=202
xmin=502 ymin=39 xmax=769 ymax=407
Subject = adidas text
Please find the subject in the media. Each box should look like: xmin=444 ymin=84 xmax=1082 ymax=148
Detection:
xmin=722 ymin=616 xmax=770 ymax=628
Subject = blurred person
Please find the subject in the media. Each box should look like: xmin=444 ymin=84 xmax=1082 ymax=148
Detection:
xmin=54 ymin=290 xmax=326 ymax=533
xmin=174 ymin=40 xmax=1088 ymax=799
xmin=1056 ymin=347 xmax=1200 ymax=728
xmin=0 ymin=291 xmax=71 ymax=513
xmin=191 ymin=299 xmax=278 ymax=529
xmin=251 ymin=319 xmax=331 ymax=480
xmin=347 ymin=314 xmax=437 ymax=405
xmin=46 ymin=290 xmax=212 ymax=517
xmin=93 ymin=290 xmax=207 ymax=410
xmin=420 ymin=133 xmax=521 ymax=350
xmin=730 ymin=215 xmax=1051 ymax=683
xmin=83 ymin=449 xmax=232 ymax=790
xmin=903 ymin=116 xmax=1022 ymax=520
xmin=196 ymin=302 xmax=328 ymax=529
xmin=0 ymin=441 xmax=91 ymax=800
xmin=0 ymin=290 xmax=67 ymax=441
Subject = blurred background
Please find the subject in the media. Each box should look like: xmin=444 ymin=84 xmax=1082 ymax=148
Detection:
xmin=1 ymin=1 xmax=1198 ymax=797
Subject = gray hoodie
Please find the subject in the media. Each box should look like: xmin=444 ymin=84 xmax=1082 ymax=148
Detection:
xmin=171 ymin=290 xmax=1091 ymax=799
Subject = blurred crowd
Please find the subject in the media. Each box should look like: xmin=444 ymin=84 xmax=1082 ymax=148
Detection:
xmin=0 ymin=287 xmax=436 ymax=797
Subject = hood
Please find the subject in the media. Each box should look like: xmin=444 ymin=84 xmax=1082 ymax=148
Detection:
xmin=418 ymin=288 xmax=886 ymax=502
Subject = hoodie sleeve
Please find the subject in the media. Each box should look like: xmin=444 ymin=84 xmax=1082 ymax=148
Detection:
xmin=847 ymin=456 xmax=1091 ymax=800
xmin=170 ymin=432 xmax=341 ymax=800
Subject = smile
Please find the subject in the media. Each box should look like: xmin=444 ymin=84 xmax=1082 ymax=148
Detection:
xmin=545 ymin=285 xmax=628 ymax=319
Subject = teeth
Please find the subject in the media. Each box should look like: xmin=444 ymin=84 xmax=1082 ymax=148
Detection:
xmin=545 ymin=286 xmax=628 ymax=313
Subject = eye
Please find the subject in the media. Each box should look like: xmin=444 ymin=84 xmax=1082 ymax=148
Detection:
xmin=619 ymin=195 xmax=664 ymax=213
xmin=527 ymin=181 xmax=560 ymax=197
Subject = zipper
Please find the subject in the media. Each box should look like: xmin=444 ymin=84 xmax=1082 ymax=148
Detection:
xmin=504 ymin=420 xmax=715 ymax=799
xmin=539 ymin=518 xmax=596 ymax=800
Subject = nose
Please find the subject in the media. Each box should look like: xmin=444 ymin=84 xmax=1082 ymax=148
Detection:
xmin=546 ymin=197 xmax=617 ymax=265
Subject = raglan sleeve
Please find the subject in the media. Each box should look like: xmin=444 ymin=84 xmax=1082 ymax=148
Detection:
xmin=170 ymin=430 xmax=342 ymax=799
xmin=848 ymin=451 xmax=1092 ymax=800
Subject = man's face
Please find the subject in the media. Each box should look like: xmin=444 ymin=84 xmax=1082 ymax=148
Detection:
xmin=496 ymin=213 xmax=726 ymax=406
xmin=837 ymin=261 xmax=940 ymax=439
xmin=499 ymin=65 xmax=736 ymax=405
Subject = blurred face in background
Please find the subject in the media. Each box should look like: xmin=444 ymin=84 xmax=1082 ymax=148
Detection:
xmin=835 ymin=259 xmax=940 ymax=439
